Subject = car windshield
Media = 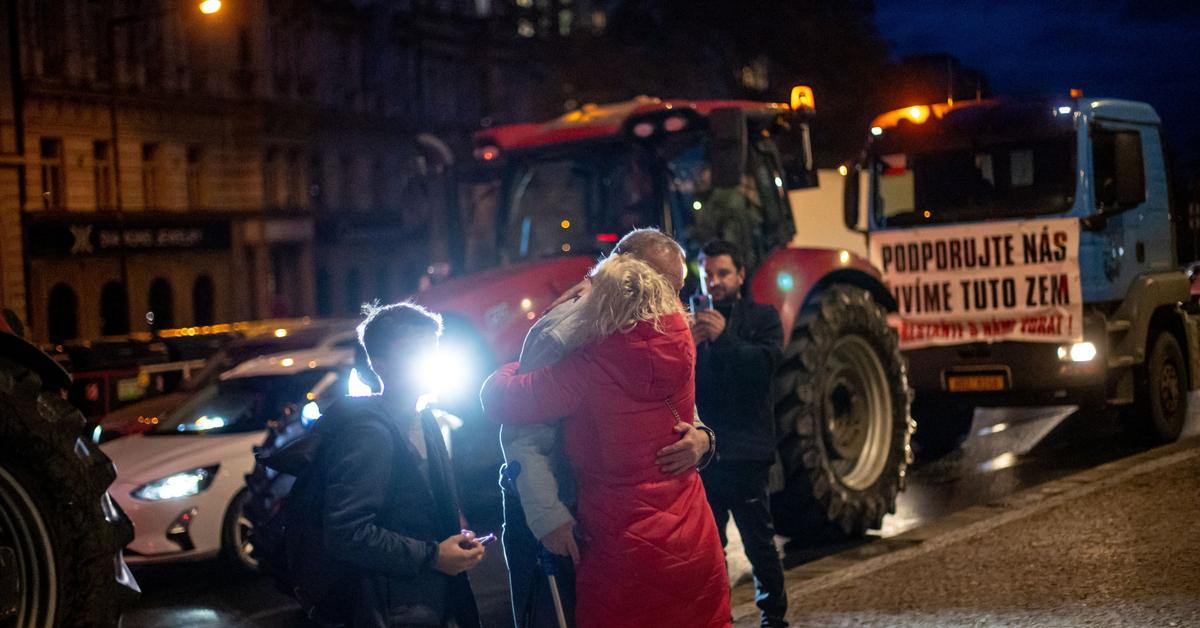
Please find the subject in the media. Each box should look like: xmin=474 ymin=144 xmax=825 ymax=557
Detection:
xmin=500 ymin=144 xmax=662 ymax=262
xmin=149 ymin=370 xmax=333 ymax=435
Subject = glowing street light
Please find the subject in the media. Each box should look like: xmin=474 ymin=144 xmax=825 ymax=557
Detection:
xmin=199 ymin=0 xmax=222 ymax=15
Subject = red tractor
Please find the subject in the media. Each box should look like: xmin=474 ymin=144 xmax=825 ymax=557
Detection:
xmin=416 ymin=88 xmax=914 ymax=537
xmin=0 ymin=312 xmax=138 ymax=626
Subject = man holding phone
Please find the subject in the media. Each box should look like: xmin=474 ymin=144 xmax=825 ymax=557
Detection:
xmin=694 ymin=240 xmax=789 ymax=628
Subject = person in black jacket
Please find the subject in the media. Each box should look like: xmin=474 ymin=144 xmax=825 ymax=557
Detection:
xmin=692 ymin=240 xmax=788 ymax=628
xmin=321 ymin=302 xmax=485 ymax=627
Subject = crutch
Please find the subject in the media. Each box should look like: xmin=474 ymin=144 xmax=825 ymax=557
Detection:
xmin=537 ymin=544 xmax=569 ymax=628
xmin=501 ymin=460 xmax=569 ymax=628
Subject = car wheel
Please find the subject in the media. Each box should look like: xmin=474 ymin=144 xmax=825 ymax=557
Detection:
xmin=221 ymin=489 xmax=258 ymax=573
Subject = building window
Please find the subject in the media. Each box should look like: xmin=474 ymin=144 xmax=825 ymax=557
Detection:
xmin=93 ymin=141 xmax=113 ymax=210
xmin=193 ymin=275 xmax=215 ymax=325
xmin=40 ymin=138 xmax=65 ymax=210
xmin=141 ymin=143 xmax=160 ymax=210
xmin=344 ymin=268 xmax=362 ymax=314
xmin=187 ymin=146 xmax=205 ymax=209
xmin=47 ymin=283 xmax=78 ymax=344
xmin=100 ymin=281 xmax=130 ymax=336
xmin=35 ymin=3 xmax=66 ymax=78
xmin=147 ymin=277 xmax=174 ymax=330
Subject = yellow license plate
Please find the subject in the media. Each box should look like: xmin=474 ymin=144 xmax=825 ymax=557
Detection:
xmin=945 ymin=374 xmax=1006 ymax=392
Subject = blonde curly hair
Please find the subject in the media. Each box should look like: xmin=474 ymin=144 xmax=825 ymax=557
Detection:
xmin=582 ymin=253 xmax=684 ymax=339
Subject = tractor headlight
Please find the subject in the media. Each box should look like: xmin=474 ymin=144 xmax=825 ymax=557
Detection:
xmin=132 ymin=465 xmax=218 ymax=501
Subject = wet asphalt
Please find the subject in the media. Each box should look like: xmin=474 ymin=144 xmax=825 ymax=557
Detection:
xmin=118 ymin=401 xmax=1185 ymax=628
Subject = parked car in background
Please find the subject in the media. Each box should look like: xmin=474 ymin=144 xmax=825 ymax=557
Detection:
xmin=100 ymin=346 xmax=366 ymax=570
xmin=95 ymin=319 xmax=358 ymax=443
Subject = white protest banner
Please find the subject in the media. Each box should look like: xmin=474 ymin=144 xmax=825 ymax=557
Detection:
xmin=868 ymin=218 xmax=1083 ymax=350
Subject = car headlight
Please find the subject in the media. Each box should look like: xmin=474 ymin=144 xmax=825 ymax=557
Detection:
xmin=132 ymin=465 xmax=219 ymax=501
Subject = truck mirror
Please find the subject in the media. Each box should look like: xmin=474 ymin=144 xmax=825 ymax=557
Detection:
xmin=709 ymin=107 xmax=747 ymax=189
xmin=843 ymin=165 xmax=860 ymax=230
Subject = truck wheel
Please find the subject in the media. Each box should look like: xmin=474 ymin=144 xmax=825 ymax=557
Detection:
xmin=0 ymin=358 xmax=139 ymax=627
xmin=772 ymin=285 xmax=913 ymax=539
xmin=910 ymin=397 xmax=975 ymax=460
xmin=1121 ymin=331 xmax=1187 ymax=444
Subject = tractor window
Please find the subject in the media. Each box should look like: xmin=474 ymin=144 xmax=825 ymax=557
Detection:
xmin=502 ymin=146 xmax=661 ymax=262
xmin=666 ymin=138 xmax=790 ymax=271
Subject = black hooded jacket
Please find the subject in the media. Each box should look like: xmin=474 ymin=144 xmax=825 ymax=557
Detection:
xmin=695 ymin=296 xmax=784 ymax=462
xmin=316 ymin=395 xmax=480 ymax=628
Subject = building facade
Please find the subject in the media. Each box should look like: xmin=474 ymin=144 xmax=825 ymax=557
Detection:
xmin=2 ymin=0 xmax=579 ymax=343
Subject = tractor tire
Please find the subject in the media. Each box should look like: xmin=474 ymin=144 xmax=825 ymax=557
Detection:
xmin=771 ymin=285 xmax=913 ymax=540
xmin=910 ymin=396 xmax=975 ymax=461
xmin=1120 ymin=331 xmax=1187 ymax=444
xmin=0 ymin=357 xmax=139 ymax=627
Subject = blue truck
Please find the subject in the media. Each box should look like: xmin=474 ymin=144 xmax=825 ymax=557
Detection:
xmin=846 ymin=95 xmax=1194 ymax=455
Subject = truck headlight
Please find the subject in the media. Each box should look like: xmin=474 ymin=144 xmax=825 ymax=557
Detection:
xmin=1057 ymin=342 xmax=1097 ymax=362
xmin=132 ymin=465 xmax=218 ymax=501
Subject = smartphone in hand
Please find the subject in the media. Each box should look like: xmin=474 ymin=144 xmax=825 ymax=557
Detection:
xmin=689 ymin=293 xmax=713 ymax=315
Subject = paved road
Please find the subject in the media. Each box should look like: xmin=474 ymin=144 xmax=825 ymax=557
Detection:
xmin=731 ymin=437 xmax=1200 ymax=627
xmin=120 ymin=400 xmax=1198 ymax=627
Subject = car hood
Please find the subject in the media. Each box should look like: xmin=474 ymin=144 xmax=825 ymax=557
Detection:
xmin=99 ymin=431 xmax=264 ymax=484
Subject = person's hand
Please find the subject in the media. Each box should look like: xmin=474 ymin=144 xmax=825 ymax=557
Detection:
xmin=694 ymin=309 xmax=726 ymax=342
xmin=540 ymin=521 xmax=581 ymax=564
xmin=434 ymin=533 xmax=485 ymax=575
xmin=656 ymin=422 xmax=710 ymax=475
xmin=546 ymin=278 xmax=592 ymax=312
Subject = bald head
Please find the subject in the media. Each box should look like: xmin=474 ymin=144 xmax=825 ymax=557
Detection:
xmin=609 ymin=228 xmax=687 ymax=291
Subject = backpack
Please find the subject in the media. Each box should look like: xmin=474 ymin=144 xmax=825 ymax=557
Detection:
xmin=253 ymin=423 xmax=353 ymax=625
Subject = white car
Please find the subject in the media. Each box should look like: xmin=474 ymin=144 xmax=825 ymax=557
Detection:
xmin=101 ymin=346 xmax=368 ymax=569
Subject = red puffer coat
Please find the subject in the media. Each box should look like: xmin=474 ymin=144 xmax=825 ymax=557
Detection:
xmin=482 ymin=312 xmax=730 ymax=628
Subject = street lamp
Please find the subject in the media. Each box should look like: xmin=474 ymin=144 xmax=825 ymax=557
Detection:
xmin=107 ymin=2 xmax=220 ymax=329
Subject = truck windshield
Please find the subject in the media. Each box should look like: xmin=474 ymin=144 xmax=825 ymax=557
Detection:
xmin=871 ymin=131 xmax=1076 ymax=227
xmin=501 ymin=144 xmax=662 ymax=262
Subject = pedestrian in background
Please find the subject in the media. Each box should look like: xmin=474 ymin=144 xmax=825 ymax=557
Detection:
xmin=693 ymin=239 xmax=789 ymax=628
xmin=318 ymin=303 xmax=485 ymax=627
xmin=483 ymin=253 xmax=731 ymax=628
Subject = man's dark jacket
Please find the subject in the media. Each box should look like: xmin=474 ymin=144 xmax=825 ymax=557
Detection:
xmin=316 ymin=396 xmax=481 ymax=627
xmin=695 ymin=296 xmax=784 ymax=462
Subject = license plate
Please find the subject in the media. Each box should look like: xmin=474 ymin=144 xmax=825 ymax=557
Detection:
xmin=945 ymin=373 xmax=1007 ymax=392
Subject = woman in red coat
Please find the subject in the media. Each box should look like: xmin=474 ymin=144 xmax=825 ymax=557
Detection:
xmin=482 ymin=254 xmax=731 ymax=628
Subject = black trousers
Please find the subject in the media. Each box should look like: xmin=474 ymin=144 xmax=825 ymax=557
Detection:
xmin=500 ymin=470 xmax=576 ymax=628
xmin=702 ymin=460 xmax=789 ymax=628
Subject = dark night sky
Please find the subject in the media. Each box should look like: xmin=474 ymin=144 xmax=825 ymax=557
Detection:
xmin=874 ymin=0 xmax=1200 ymax=176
